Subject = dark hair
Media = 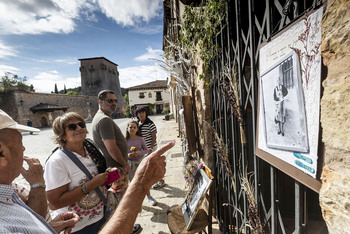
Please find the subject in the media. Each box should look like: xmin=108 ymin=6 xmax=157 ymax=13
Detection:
xmin=135 ymin=106 xmax=148 ymax=120
xmin=98 ymin=90 xmax=115 ymax=100
xmin=52 ymin=112 xmax=86 ymax=147
xmin=125 ymin=120 xmax=142 ymax=140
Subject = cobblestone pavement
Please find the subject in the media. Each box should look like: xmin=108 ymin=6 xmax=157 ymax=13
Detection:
xmin=19 ymin=116 xmax=220 ymax=233
xmin=134 ymin=118 xmax=221 ymax=234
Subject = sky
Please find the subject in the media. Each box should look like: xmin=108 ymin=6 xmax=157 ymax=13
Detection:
xmin=0 ymin=0 xmax=168 ymax=93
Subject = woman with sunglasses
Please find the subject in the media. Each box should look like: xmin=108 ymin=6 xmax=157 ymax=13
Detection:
xmin=44 ymin=112 xmax=109 ymax=233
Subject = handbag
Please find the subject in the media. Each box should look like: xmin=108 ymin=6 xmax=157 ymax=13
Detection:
xmin=60 ymin=147 xmax=111 ymax=219
xmin=83 ymin=138 xmax=107 ymax=174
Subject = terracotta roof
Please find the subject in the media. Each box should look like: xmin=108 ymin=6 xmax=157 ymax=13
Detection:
xmin=30 ymin=103 xmax=68 ymax=113
xmin=126 ymin=80 xmax=167 ymax=91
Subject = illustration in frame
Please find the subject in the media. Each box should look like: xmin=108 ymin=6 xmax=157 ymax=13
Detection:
xmin=260 ymin=51 xmax=309 ymax=152
xmin=182 ymin=168 xmax=212 ymax=230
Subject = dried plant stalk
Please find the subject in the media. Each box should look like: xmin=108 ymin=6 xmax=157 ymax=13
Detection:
xmin=241 ymin=172 xmax=264 ymax=234
xmin=290 ymin=10 xmax=321 ymax=88
xmin=212 ymin=130 xmax=236 ymax=192
xmin=221 ymin=65 xmax=247 ymax=144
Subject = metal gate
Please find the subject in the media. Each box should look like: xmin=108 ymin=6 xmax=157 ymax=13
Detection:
xmin=210 ymin=0 xmax=327 ymax=233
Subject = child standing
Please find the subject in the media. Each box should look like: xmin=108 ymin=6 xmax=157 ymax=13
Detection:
xmin=106 ymin=167 xmax=129 ymax=215
xmin=126 ymin=120 xmax=157 ymax=206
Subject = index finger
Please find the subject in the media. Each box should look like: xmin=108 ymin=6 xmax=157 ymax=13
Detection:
xmin=23 ymin=156 xmax=34 ymax=165
xmin=23 ymin=156 xmax=40 ymax=166
xmin=150 ymin=141 xmax=175 ymax=157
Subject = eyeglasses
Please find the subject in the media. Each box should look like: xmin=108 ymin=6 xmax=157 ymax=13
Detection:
xmin=66 ymin=122 xmax=86 ymax=131
xmin=105 ymin=99 xmax=118 ymax=104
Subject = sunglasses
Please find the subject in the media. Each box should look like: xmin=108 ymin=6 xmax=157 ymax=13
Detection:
xmin=105 ymin=99 xmax=118 ymax=104
xmin=66 ymin=122 xmax=86 ymax=131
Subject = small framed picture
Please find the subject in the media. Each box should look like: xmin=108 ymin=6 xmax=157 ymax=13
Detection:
xmin=260 ymin=51 xmax=309 ymax=152
xmin=182 ymin=168 xmax=213 ymax=230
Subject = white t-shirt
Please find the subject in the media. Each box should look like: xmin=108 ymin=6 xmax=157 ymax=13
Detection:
xmin=44 ymin=149 xmax=106 ymax=232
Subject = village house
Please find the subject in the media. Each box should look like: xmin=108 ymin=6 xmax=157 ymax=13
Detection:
xmin=126 ymin=80 xmax=170 ymax=115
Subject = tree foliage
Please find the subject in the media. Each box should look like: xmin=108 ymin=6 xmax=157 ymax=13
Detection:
xmin=54 ymin=83 xmax=58 ymax=93
xmin=0 ymin=72 xmax=34 ymax=92
xmin=125 ymin=105 xmax=132 ymax=118
xmin=124 ymin=94 xmax=129 ymax=102
xmin=66 ymin=90 xmax=80 ymax=95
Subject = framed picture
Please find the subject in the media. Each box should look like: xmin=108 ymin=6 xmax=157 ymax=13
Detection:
xmin=256 ymin=7 xmax=324 ymax=191
xmin=182 ymin=168 xmax=213 ymax=230
xmin=260 ymin=51 xmax=309 ymax=152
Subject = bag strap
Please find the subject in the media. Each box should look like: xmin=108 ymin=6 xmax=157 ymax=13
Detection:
xmin=60 ymin=148 xmax=107 ymax=204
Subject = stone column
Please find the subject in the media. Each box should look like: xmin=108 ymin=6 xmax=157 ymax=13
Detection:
xmin=319 ymin=0 xmax=350 ymax=232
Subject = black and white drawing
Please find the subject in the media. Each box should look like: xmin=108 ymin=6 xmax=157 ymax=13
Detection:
xmin=260 ymin=51 xmax=309 ymax=152
xmin=182 ymin=168 xmax=212 ymax=230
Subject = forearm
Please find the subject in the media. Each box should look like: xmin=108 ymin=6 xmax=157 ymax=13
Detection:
xmin=104 ymin=140 xmax=128 ymax=166
xmin=150 ymin=132 xmax=157 ymax=149
xmin=27 ymin=187 xmax=47 ymax=218
xmin=100 ymin=179 xmax=147 ymax=233
xmin=48 ymin=180 xmax=100 ymax=210
xmin=109 ymin=148 xmax=127 ymax=166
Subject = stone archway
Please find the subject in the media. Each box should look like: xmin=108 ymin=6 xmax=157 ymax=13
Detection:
xmin=40 ymin=116 xmax=49 ymax=127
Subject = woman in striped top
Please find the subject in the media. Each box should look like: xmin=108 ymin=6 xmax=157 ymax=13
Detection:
xmin=135 ymin=106 xmax=165 ymax=189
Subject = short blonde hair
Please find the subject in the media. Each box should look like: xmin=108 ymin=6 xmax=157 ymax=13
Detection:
xmin=52 ymin=112 xmax=86 ymax=147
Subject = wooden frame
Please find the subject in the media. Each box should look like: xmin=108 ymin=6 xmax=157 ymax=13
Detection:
xmin=182 ymin=168 xmax=213 ymax=230
xmin=256 ymin=7 xmax=324 ymax=192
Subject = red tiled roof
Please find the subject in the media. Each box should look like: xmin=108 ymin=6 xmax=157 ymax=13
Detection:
xmin=126 ymin=80 xmax=167 ymax=91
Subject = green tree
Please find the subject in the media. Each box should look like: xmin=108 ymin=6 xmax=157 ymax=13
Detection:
xmin=54 ymin=83 xmax=58 ymax=93
xmin=64 ymin=85 xmax=67 ymax=94
xmin=66 ymin=90 xmax=80 ymax=95
xmin=1 ymin=72 xmax=18 ymax=90
xmin=124 ymin=94 xmax=129 ymax=102
xmin=125 ymin=105 xmax=132 ymax=118
xmin=0 ymin=72 xmax=33 ymax=92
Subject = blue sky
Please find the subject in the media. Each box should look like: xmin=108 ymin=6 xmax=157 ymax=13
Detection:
xmin=0 ymin=0 xmax=167 ymax=93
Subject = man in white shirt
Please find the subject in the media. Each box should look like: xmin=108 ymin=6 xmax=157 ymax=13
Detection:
xmin=0 ymin=109 xmax=79 ymax=233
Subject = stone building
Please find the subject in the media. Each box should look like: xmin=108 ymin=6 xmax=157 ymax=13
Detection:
xmin=79 ymin=57 xmax=124 ymax=117
xmin=0 ymin=91 xmax=98 ymax=128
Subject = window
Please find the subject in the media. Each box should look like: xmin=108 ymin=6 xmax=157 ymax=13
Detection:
xmin=156 ymin=91 xmax=162 ymax=101
xmin=139 ymin=92 xmax=145 ymax=98
xmin=148 ymin=92 xmax=152 ymax=98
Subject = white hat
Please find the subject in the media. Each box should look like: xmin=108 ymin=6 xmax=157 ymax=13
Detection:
xmin=0 ymin=109 xmax=40 ymax=133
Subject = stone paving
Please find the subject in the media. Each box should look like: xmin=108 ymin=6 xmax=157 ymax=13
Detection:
xmin=135 ymin=118 xmax=221 ymax=234
xmin=20 ymin=116 xmax=220 ymax=233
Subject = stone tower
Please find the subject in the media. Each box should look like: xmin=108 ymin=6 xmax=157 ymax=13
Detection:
xmin=79 ymin=57 xmax=123 ymax=117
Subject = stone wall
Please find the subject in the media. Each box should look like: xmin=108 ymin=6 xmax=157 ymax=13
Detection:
xmin=0 ymin=91 xmax=98 ymax=128
xmin=319 ymin=0 xmax=350 ymax=232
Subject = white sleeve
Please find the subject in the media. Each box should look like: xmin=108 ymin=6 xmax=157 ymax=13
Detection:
xmin=44 ymin=152 xmax=71 ymax=191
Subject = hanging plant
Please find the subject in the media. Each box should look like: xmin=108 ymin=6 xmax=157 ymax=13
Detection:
xmin=179 ymin=0 xmax=227 ymax=80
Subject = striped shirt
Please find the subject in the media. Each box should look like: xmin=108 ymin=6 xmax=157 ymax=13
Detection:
xmin=139 ymin=118 xmax=157 ymax=149
xmin=0 ymin=184 xmax=56 ymax=233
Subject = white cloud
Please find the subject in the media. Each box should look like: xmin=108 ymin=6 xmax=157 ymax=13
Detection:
xmin=0 ymin=0 xmax=162 ymax=35
xmin=131 ymin=24 xmax=163 ymax=35
xmin=0 ymin=65 xmax=20 ymax=76
xmin=0 ymin=0 xmax=97 ymax=35
xmin=96 ymin=0 xmax=162 ymax=27
xmin=119 ymin=64 xmax=168 ymax=89
xmin=54 ymin=58 xmax=78 ymax=65
xmin=0 ymin=40 xmax=17 ymax=58
xmin=27 ymin=71 xmax=80 ymax=93
xmin=135 ymin=47 xmax=163 ymax=62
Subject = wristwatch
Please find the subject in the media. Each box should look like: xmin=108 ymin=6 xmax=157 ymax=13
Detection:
xmin=31 ymin=183 xmax=46 ymax=189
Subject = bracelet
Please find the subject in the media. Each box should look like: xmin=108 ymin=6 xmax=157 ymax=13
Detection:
xmin=81 ymin=183 xmax=89 ymax=195
xmin=31 ymin=183 xmax=46 ymax=189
